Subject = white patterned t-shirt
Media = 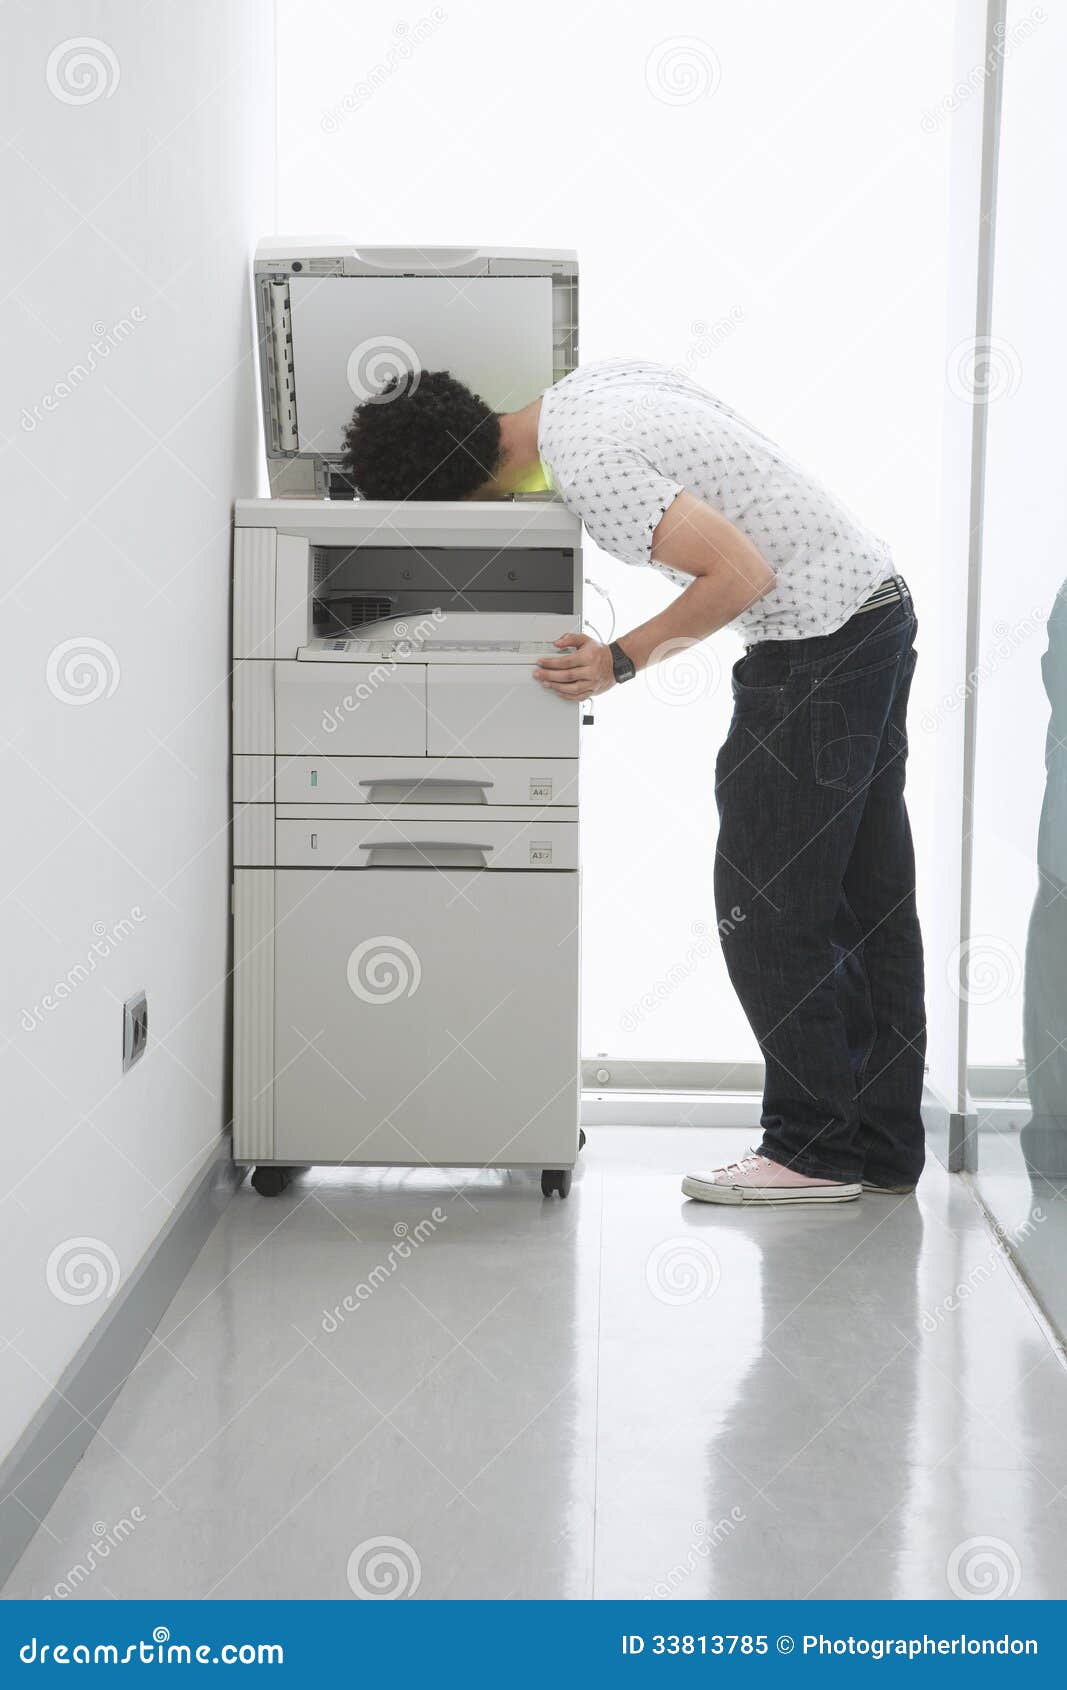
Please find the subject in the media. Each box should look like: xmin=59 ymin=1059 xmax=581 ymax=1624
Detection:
xmin=536 ymin=359 xmax=893 ymax=643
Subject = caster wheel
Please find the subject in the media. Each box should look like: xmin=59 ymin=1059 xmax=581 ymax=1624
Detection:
xmin=541 ymin=1168 xmax=573 ymax=1198
xmin=578 ymin=1128 xmax=587 ymax=1153
xmin=251 ymin=1165 xmax=295 ymax=1197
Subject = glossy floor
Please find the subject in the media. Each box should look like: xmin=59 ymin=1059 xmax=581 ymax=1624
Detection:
xmin=5 ymin=1129 xmax=1067 ymax=1600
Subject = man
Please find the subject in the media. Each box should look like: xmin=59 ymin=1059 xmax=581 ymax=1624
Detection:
xmin=343 ymin=360 xmax=925 ymax=1206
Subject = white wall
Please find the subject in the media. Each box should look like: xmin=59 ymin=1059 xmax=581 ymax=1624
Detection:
xmin=0 ymin=2 xmax=274 ymax=1460
xmin=277 ymin=0 xmax=954 ymax=1062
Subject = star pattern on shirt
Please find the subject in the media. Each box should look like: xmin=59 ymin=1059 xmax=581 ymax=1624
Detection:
xmin=537 ymin=359 xmax=891 ymax=642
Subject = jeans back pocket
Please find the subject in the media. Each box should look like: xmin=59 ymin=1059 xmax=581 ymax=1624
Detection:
xmin=811 ymin=696 xmax=883 ymax=791
xmin=809 ymin=646 xmax=905 ymax=792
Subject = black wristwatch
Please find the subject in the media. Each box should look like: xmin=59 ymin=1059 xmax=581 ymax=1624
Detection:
xmin=609 ymin=640 xmax=637 ymax=684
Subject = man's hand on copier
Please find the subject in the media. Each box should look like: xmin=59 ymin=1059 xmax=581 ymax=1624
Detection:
xmin=534 ymin=633 xmax=616 ymax=702
xmin=534 ymin=494 xmax=776 ymax=704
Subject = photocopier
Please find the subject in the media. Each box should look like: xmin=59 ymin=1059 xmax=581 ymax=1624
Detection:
xmin=232 ymin=243 xmax=584 ymax=1197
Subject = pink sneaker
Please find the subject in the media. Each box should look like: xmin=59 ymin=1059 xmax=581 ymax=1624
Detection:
xmin=682 ymin=1152 xmax=861 ymax=1206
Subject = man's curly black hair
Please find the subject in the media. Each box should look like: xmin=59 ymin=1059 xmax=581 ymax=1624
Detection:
xmin=341 ymin=369 xmax=503 ymax=500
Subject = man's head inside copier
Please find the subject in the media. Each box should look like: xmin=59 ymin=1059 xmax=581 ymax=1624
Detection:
xmin=343 ymin=370 xmax=507 ymax=501
xmin=343 ymin=369 xmax=550 ymax=501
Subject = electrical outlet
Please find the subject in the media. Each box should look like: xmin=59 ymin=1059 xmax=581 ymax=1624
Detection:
xmin=122 ymin=991 xmax=148 ymax=1072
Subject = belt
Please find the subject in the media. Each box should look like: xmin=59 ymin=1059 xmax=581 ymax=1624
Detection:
xmin=854 ymin=574 xmax=911 ymax=615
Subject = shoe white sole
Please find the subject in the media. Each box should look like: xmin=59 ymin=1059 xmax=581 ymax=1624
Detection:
xmin=681 ymin=1175 xmax=862 ymax=1206
xmin=861 ymin=1180 xmax=916 ymax=1195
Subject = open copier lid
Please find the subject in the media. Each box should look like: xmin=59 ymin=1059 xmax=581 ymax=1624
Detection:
xmin=255 ymin=241 xmax=578 ymax=497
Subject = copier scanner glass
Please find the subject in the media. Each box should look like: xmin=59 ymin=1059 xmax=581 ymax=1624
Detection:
xmin=289 ymin=277 xmax=554 ymax=456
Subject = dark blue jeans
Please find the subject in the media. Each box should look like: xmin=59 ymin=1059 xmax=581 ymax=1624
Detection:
xmin=714 ymin=586 xmax=926 ymax=1185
